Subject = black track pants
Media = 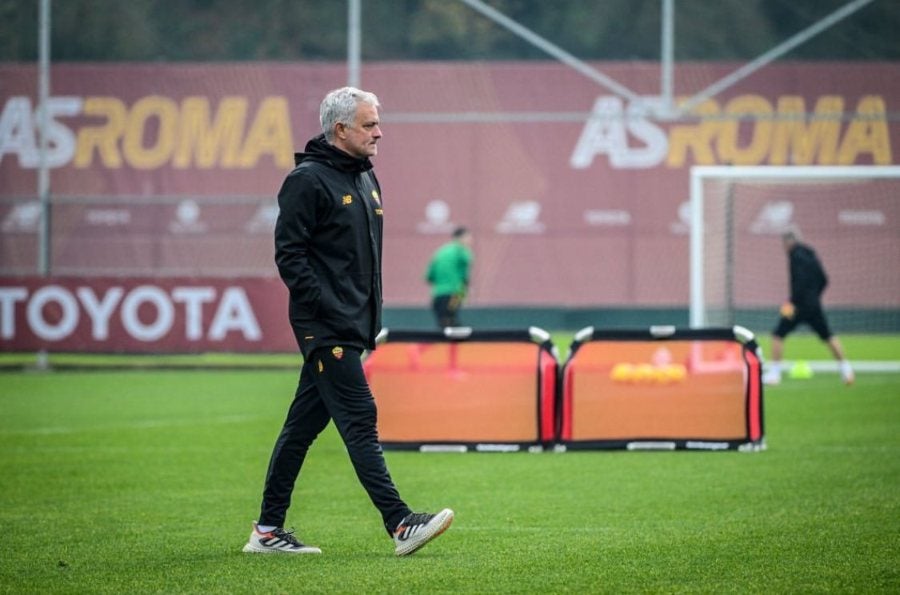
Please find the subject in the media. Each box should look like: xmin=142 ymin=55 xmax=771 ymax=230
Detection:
xmin=257 ymin=346 xmax=411 ymax=534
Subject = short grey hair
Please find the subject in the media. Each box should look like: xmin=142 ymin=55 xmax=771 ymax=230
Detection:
xmin=320 ymin=87 xmax=380 ymax=142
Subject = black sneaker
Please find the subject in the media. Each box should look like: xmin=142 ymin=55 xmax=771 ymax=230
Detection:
xmin=242 ymin=522 xmax=322 ymax=554
xmin=392 ymin=509 xmax=454 ymax=556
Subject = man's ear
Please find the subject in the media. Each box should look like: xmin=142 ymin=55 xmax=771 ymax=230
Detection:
xmin=335 ymin=122 xmax=347 ymax=140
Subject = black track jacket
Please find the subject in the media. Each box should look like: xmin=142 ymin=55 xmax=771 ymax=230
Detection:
xmin=274 ymin=134 xmax=384 ymax=357
xmin=788 ymin=242 xmax=828 ymax=312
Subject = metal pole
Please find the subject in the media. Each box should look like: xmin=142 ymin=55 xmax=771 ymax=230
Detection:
xmin=38 ymin=0 xmax=51 ymax=276
xmin=723 ymin=181 xmax=735 ymax=326
xmin=458 ymin=0 xmax=641 ymax=102
xmin=680 ymin=0 xmax=875 ymax=114
xmin=36 ymin=0 xmax=51 ymax=370
xmin=347 ymin=0 xmax=361 ymax=87
xmin=661 ymin=0 xmax=674 ymax=116
xmin=689 ymin=168 xmax=705 ymax=328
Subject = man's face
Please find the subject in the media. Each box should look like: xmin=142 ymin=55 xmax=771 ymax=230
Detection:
xmin=334 ymin=102 xmax=382 ymax=158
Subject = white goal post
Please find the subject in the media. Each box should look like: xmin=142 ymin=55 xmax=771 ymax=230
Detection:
xmin=690 ymin=165 xmax=900 ymax=329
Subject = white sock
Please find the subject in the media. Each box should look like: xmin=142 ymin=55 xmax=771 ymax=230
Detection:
xmin=768 ymin=362 xmax=782 ymax=376
xmin=841 ymin=360 xmax=853 ymax=374
xmin=257 ymin=524 xmax=277 ymax=533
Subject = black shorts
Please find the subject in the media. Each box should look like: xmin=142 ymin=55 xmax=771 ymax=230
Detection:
xmin=773 ymin=306 xmax=833 ymax=341
xmin=432 ymin=294 xmax=462 ymax=328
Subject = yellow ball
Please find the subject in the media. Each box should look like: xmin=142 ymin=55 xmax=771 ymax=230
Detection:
xmin=652 ymin=366 xmax=671 ymax=384
xmin=634 ymin=364 xmax=655 ymax=383
xmin=610 ymin=363 xmax=634 ymax=383
xmin=790 ymin=361 xmax=814 ymax=379
xmin=665 ymin=363 xmax=687 ymax=383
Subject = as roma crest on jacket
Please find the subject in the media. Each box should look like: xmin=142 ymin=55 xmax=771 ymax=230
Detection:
xmin=331 ymin=346 xmax=344 ymax=360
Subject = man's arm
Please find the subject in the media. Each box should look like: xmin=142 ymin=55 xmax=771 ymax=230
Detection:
xmin=459 ymin=246 xmax=473 ymax=290
xmin=274 ymin=171 xmax=322 ymax=316
xmin=813 ymin=253 xmax=828 ymax=293
xmin=424 ymin=254 xmax=436 ymax=285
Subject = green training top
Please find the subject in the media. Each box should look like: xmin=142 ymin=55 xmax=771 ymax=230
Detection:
xmin=425 ymin=241 xmax=473 ymax=298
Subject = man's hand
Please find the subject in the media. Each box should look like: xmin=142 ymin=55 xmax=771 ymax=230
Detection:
xmin=780 ymin=301 xmax=796 ymax=320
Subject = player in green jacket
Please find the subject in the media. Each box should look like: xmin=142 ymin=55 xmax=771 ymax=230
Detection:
xmin=425 ymin=226 xmax=473 ymax=328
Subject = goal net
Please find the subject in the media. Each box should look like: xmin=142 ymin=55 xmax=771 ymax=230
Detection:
xmin=690 ymin=166 xmax=900 ymax=334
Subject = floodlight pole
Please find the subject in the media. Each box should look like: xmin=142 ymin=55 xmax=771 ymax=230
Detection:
xmin=660 ymin=0 xmax=675 ymax=117
xmin=36 ymin=0 xmax=52 ymax=370
xmin=38 ymin=0 xmax=51 ymax=276
xmin=347 ymin=0 xmax=361 ymax=88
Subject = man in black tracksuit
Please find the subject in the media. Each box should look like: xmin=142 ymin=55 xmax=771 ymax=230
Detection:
xmin=243 ymin=87 xmax=453 ymax=556
xmin=764 ymin=229 xmax=854 ymax=385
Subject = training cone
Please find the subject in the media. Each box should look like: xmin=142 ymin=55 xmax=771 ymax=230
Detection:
xmin=789 ymin=361 xmax=814 ymax=379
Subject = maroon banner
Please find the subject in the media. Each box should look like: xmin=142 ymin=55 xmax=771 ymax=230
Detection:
xmin=1 ymin=61 xmax=898 ymax=307
xmin=0 ymin=277 xmax=296 ymax=353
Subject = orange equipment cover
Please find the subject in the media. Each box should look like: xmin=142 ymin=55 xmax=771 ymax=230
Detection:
xmin=365 ymin=341 xmax=550 ymax=444
xmin=563 ymin=339 xmax=750 ymax=442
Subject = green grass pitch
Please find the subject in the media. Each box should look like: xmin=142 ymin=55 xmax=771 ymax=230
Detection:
xmin=1 ymin=340 xmax=898 ymax=593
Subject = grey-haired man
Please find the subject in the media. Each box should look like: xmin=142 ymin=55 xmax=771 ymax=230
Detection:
xmin=243 ymin=87 xmax=453 ymax=556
